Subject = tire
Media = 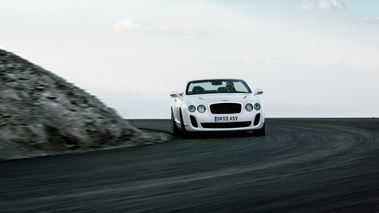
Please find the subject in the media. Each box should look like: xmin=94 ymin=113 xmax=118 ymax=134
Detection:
xmin=179 ymin=109 xmax=190 ymax=138
xmin=171 ymin=109 xmax=180 ymax=136
xmin=254 ymin=123 xmax=265 ymax=136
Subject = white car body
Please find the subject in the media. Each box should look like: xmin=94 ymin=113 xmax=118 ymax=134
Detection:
xmin=170 ymin=79 xmax=265 ymax=137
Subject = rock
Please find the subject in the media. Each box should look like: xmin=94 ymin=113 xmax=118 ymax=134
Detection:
xmin=35 ymin=86 xmax=45 ymax=91
xmin=0 ymin=89 xmax=22 ymax=101
xmin=46 ymin=96 xmax=57 ymax=100
xmin=0 ymin=49 xmax=166 ymax=161
xmin=7 ymin=73 xmax=18 ymax=81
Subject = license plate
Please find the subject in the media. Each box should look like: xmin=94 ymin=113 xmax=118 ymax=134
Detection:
xmin=215 ymin=116 xmax=238 ymax=122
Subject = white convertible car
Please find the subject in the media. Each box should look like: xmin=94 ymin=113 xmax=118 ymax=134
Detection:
xmin=170 ymin=79 xmax=265 ymax=137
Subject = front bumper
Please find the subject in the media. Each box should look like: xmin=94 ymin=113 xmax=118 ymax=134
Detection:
xmin=182 ymin=110 xmax=265 ymax=132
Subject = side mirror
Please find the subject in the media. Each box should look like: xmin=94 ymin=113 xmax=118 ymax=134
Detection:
xmin=170 ymin=91 xmax=180 ymax=98
xmin=254 ymin=88 xmax=263 ymax=96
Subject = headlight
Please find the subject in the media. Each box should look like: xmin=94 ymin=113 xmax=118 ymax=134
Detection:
xmin=188 ymin=105 xmax=196 ymax=113
xmin=197 ymin=105 xmax=206 ymax=113
xmin=254 ymin=103 xmax=261 ymax=110
xmin=245 ymin=103 xmax=253 ymax=112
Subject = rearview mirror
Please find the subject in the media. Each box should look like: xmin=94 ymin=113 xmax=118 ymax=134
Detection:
xmin=211 ymin=80 xmax=222 ymax=86
xmin=254 ymin=88 xmax=263 ymax=96
xmin=170 ymin=91 xmax=180 ymax=98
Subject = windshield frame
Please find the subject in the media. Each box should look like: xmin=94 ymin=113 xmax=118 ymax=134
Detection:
xmin=185 ymin=79 xmax=252 ymax=95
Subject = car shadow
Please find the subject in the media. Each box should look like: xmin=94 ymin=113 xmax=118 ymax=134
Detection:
xmin=173 ymin=130 xmax=264 ymax=139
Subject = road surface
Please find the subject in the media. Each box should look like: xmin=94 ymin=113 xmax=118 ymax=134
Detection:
xmin=1 ymin=118 xmax=379 ymax=212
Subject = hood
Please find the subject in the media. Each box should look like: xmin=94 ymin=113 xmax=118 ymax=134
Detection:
xmin=185 ymin=93 xmax=257 ymax=103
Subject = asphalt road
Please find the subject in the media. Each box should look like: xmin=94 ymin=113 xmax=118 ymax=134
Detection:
xmin=1 ymin=118 xmax=379 ymax=212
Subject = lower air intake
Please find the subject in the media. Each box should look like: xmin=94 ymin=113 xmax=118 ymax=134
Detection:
xmin=201 ymin=122 xmax=251 ymax=128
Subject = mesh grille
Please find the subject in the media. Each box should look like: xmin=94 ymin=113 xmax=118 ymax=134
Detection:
xmin=210 ymin=103 xmax=241 ymax=114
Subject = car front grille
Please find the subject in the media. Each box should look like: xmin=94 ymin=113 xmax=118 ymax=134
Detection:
xmin=201 ymin=122 xmax=251 ymax=129
xmin=210 ymin=103 xmax=241 ymax=114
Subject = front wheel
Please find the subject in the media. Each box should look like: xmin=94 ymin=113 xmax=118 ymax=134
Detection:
xmin=171 ymin=109 xmax=180 ymax=136
xmin=254 ymin=123 xmax=265 ymax=136
xmin=179 ymin=110 xmax=190 ymax=138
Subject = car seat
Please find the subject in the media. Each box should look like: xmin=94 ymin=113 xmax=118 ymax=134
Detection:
xmin=192 ymin=86 xmax=205 ymax=94
xmin=217 ymin=87 xmax=226 ymax=93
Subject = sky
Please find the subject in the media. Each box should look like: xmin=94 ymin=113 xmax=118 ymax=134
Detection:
xmin=1 ymin=0 xmax=378 ymax=118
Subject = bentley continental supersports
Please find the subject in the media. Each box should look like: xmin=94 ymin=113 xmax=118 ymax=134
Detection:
xmin=170 ymin=79 xmax=265 ymax=137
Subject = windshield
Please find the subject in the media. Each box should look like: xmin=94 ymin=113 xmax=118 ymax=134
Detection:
xmin=186 ymin=79 xmax=252 ymax=95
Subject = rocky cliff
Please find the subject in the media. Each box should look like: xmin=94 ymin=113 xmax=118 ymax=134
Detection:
xmin=0 ymin=49 xmax=163 ymax=160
